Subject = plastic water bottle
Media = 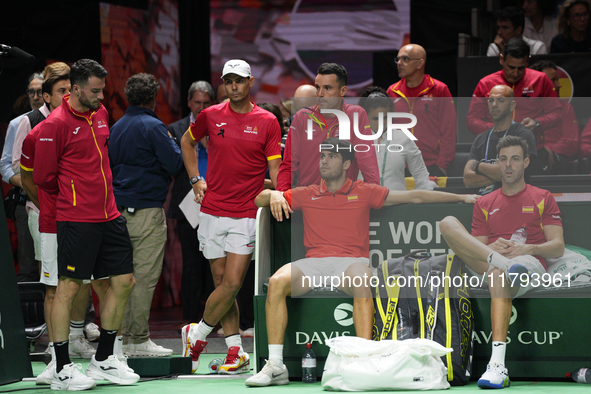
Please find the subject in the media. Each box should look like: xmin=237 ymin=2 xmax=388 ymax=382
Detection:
xmin=567 ymin=368 xmax=591 ymax=383
xmin=208 ymin=358 xmax=223 ymax=373
xmin=510 ymin=224 xmax=527 ymax=244
xmin=302 ymin=343 xmax=317 ymax=383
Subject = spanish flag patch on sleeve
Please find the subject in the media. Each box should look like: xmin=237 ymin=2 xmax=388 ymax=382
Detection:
xmin=67 ymin=265 xmax=76 ymax=272
xmin=522 ymin=206 xmax=534 ymax=213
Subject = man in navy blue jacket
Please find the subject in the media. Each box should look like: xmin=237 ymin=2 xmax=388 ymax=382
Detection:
xmin=109 ymin=73 xmax=184 ymax=357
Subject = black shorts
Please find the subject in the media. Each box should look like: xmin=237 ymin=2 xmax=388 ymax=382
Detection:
xmin=57 ymin=216 xmax=134 ymax=280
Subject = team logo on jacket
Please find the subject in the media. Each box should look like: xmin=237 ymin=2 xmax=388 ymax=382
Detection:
xmin=97 ymin=120 xmax=107 ymax=128
xmin=347 ymin=195 xmax=358 ymax=202
xmin=244 ymin=125 xmax=258 ymax=134
xmin=522 ymin=86 xmax=534 ymax=95
xmin=522 ymin=206 xmax=534 ymax=213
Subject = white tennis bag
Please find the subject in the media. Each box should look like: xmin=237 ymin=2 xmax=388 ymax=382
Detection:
xmin=322 ymin=337 xmax=452 ymax=391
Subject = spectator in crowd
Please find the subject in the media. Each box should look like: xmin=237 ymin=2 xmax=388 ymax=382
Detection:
xmin=278 ymin=63 xmax=379 ymax=191
xmin=216 ymin=83 xmax=229 ymax=103
xmin=550 ymin=0 xmax=591 ymax=52
xmin=522 ymin=0 xmax=558 ymax=50
xmin=580 ymin=119 xmax=591 ymax=159
xmin=487 ymin=6 xmax=547 ymax=56
xmin=464 ymin=85 xmax=537 ymax=193
xmin=181 ymin=59 xmax=281 ymax=375
xmin=34 ymin=59 xmax=139 ymax=390
xmin=360 ymin=89 xmax=436 ymax=190
xmin=529 ymin=61 xmax=579 ymax=173
xmin=1 ymin=72 xmax=44 ymax=283
xmin=441 ymin=136 xmax=564 ymax=389
xmin=109 ymin=73 xmax=183 ymax=357
xmin=167 ymin=81 xmax=215 ymax=327
xmin=386 ymin=44 xmax=456 ymax=177
xmin=467 ymin=38 xmax=561 ymax=158
xmin=258 ymin=102 xmax=287 ymax=156
xmin=292 ymin=84 xmax=317 ymax=113
xmin=279 ymin=99 xmax=291 ymax=134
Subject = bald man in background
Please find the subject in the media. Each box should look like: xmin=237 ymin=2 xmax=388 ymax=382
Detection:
xmin=293 ymin=84 xmax=317 ymax=112
xmin=387 ymin=44 xmax=456 ymax=177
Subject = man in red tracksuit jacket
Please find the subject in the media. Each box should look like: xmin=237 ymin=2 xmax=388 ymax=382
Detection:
xmin=34 ymin=59 xmax=139 ymax=391
xmin=277 ymin=63 xmax=379 ymax=191
xmin=466 ymin=38 xmax=561 ymax=150
xmin=387 ymin=44 xmax=456 ymax=177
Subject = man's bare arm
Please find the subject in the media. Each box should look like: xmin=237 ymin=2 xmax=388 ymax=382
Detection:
xmin=21 ymin=169 xmax=39 ymax=209
xmin=383 ymin=189 xmax=478 ymax=206
xmin=463 ymin=159 xmax=502 ymax=188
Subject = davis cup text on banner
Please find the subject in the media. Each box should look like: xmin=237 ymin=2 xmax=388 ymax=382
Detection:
xmin=307 ymin=109 xmax=417 ymax=141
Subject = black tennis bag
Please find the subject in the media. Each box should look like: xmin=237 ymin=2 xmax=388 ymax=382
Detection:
xmin=372 ymin=250 xmax=474 ymax=386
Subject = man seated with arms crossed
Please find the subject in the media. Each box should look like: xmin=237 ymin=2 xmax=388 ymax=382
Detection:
xmin=246 ymin=138 xmax=477 ymax=387
xmin=441 ymin=135 xmax=564 ymax=389
xmin=464 ymin=85 xmax=537 ymax=194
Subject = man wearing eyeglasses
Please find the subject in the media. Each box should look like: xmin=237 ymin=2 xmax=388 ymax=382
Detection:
xmin=1 ymin=72 xmax=44 ymax=282
xmin=387 ymin=44 xmax=456 ymax=177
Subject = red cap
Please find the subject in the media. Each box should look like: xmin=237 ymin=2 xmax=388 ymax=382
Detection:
xmin=306 ymin=343 xmax=312 ymax=349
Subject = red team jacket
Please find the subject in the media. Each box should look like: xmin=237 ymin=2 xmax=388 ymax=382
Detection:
xmin=277 ymin=102 xmax=380 ymax=191
xmin=387 ymin=75 xmax=456 ymax=169
xmin=33 ymin=95 xmax=120 ymax=223
xmin=467 ymin=69 xmax=561 ymax=150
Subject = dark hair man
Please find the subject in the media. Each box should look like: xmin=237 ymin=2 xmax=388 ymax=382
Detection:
xmin=464 ymin=85 xmax=537 ymax=192
xmin=277 ymin=63 xmax=379 ymax=191
xmin=467 ymin=38 xmax=561 ymax=156
xmin=109 ymin=73 xmax=184 ymax=357
xmin=34 ymin=59 xmax=139 ymax=390
xmin=387 ymin=44 xmax=456 ymax=177
xmin=441 ymin=135 xmax=564 ymax=389
xmin=17 ymin=62 xmax=106 ymax=384
xmin=528 ymin=61 xmax=579 ymax=173
xmin=167 ymin=80 xmax=215 ymax=327
xmin=180 ymin=59 xmax=281 ymax=375
xmin=247 ymin=138 xmax=477 ymax=387
xmin=487 ymin=6 xmax=547 ymax=56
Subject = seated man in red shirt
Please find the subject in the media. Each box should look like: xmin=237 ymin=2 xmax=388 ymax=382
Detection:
xmin=246 ymin=138 xmax=477 ymax=387
xmin=440 ymin=135 xmax=564 ymax=389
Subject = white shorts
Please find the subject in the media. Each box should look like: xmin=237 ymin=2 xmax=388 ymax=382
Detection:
xmin=40 ymin=232 xmax=94 ymax=286
xmin=292 ymin=257 xmax=371 ymax=290
xmin=468 ymin=254 xmax=545 ymax=298
xmin=197 ymin=212 xmax=256 ymax=259
xmin=27 ymin=209 xmax=42 ymax=260
xmin=40 ymin=232 xmax=58 ymax=286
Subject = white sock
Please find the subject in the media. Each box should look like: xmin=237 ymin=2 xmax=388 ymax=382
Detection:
xmin=490 ymin=341 xmax=507 ymax=365
xmin=69 ymin=320 xmax=85 ymax=338
xmin=49 ymin=342 xmax=55 ymax=361
xmin=195 ymin=320 xmax=214 ymax=342
xmin=114 ymin=336 xmax=123 ymax=356
xmin=487 ymin=252 xmax=510 ymax=270
xmin=268 ymin=344 xmax=283 ymax=365
xmin=225 ymin=333 xmax=244 ymax=355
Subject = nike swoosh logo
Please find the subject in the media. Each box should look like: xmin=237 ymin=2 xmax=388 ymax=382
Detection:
xmin=272 ymin=372 xmax=283 ymax=378
xmin=59 ymin=376 xmax=70 ymax=381
xmin=490 ymin=209 xmax=500 ymax=215
xmin=493 ymin=343 xmax=503 ymax=347
xmin=311 ymin=197 xmax=322 ymax=200
xmin=216 ymin=123 xmax=227 ymax=127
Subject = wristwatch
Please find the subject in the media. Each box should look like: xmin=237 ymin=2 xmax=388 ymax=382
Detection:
xmin=472 ymin=160 xmax=482 ymax=175
xmin=190 ymin=175 xmax=204 ymax=186
xmin=534 ymin=119 xmax=540 ymax=128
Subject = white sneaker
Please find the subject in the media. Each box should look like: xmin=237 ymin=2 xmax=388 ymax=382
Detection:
xmin=478 ymin=362 xmax=510 ymax=389
xmin=69 ymin=335 xmax=96 ymax=359
xmin=245 ymin=359 xmax=289 ymax=387
xmin=86 ymin=355 xmax=140 ymax=385
xmin=123 ymin=339 xmax=173 ymax=357
xmin=36 ymin=360 xmax=56 ymax=385
xmin=116 ymin=354 xmax=135 ymax=372
xmin=84 ymin=323 xmax=100 ymax=342
xmin=242 ymin=327 xmax=255 ymax=337
xmin=50 ymin=363 xmax=96 ymax=391
xmin=181 ymin=323 xmax=208 ymax=373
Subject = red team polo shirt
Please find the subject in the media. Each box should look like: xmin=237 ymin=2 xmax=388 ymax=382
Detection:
xmin=467 ymin=69 xmax=561 ymax=149
xmin=387 ymin=74 xmax=456 ymax=169
xmin=471 ymin=184 xmax=562 ymax=269
xmin=189 ymin=102 xmax=281 ymax=219
xmin=21 ymin=125 xmax=57 ymax=234
xmin=284 ymin=179 xmax=389 ymax=259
